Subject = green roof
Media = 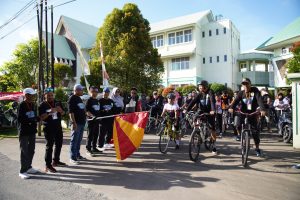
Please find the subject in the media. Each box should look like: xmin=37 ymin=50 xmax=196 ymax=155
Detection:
xmin=257 ymin=17 xmax=300 ymax=50
xmin=60 ymin=15 xmax=98 ymax=49
xmin=44 ymin=32 xmax=75 ymax=60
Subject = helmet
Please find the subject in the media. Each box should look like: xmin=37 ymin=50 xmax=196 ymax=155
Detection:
xmin=197 ymin=80 xmax=209 ymax=88
xmin=167 ymin=93 xmax=176 ymax=99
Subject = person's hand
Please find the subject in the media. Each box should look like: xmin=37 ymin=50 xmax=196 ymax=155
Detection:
xmin=261 ymin=111 xmax=266 ymax=117
xmin=228 ymin=108 xmax=234 ymax=113
xmin=50 ymin=108 xmax=57 ymax=113
xmin=183 ymin=109 xmax=187 ymax=114
xmin=72 ymin=123 xmax=77 ymax=131
xmin=56 ymin=106 xmax=63 ymax=113
xmin=210 ymin=111 xmax=215 ymax=115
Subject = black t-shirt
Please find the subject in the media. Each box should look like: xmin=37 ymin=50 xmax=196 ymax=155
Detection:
xmin=230 ymin=87 xmax=265 ymax=113
xmin=99 ymin=98 xmax=115 ymax=122
xmin=68 ymin=94 xmax=86 ymax=124
xmin=187 ymin=89 xmax=215 ymax=113
xmin=262 ymin=94 xmax=270 ymax=109
xmin=86 ymin=97 xmax=101 ymax=118
xmin=39 ymin=100 xmax=62 ymax=128
xmin=17 ymin=101 xmax=38 ymax=136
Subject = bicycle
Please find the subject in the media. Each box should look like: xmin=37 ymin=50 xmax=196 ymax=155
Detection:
xmin=236 ymin=111 xmax=260 ymax=167
xmin=145 ymin=106 xmax=162 ymax=134
xmin=180 ymin=111 xmax=195 ymax=136
xmin=188 ymin=113 xmax=214 ymax=162
xmin=158 ymin=113 xmax=179 ymax=154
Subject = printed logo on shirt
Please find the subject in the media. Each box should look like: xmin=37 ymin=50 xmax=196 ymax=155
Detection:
xmin=92 ymin=105 xmax=100 ymax=111
xmin=77 ymin=103 xmax=85 ymax=109
xmin=26 ymin=111 xmax=35 ymax=118
xmin=103 ymin=105 xmax=112 ymax=111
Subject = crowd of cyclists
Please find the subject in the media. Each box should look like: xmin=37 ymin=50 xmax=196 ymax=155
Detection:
xmin=144 ymin=78 xmax=293 ymax=157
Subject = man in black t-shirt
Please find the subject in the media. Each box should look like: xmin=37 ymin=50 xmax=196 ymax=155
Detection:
xmin=261 ymin=88 xmax=272 ymax=132
xmin=98 ymin=87 xmax=116 ymax=150
xmin=17 ymin=88 xmax=39 ymax=179
xmin=39 ymin=88 xmax=66 ymax=173
xmin=85 ymin=86 xmax=102 ymax=156
xmin=229 ymin=78 xmax=266 ymax=156
xmin=68 ymin=84 xmax=86 ymax=165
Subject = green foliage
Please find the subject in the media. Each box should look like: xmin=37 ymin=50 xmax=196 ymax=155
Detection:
xmin=0 ymin=73 xmax=18 ymax=92
xmin=286 ymin=42 xmax=300 ymax=84
xmin=90 ymin=3 xmax=164 ymax=93
xmin=176 ymin=85 xmax=197 ymax=96
xmin=210 ymin=83 xmax=227 ymax=94
xmin=54 ymin=87 xmax=68 ymax=102
xmin=0 ymin=38 xmax=45 ymax=90
xmin=54 ymin=63 xmax=73 ymax=87
xmin=80 ymin=59 xmax=102 ymax=88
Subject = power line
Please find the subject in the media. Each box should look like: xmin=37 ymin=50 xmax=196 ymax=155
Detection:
xmin=0 ymin=0 xmax=36 ymax=31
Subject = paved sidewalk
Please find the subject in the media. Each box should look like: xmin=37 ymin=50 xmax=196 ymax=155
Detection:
xmin=0 ymin=132 xmax=299 ymax=200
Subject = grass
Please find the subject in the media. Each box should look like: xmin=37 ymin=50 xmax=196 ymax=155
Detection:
xmin=0 ymin=127 xmax=18 ymax=140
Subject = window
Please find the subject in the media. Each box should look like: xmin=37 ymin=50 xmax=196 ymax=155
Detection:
xmin=209 ymin=57 xmax=212 ymax=63
xmin=156 ymin=35 xmax=163 ymax=47
xmin=209 ymin=30 xmax=212 ymax=37
xmin=184 ymin=29 xmax=192 ymax=42
xmin=203 ymin=57 xmax=205 ymax=64
xmin=223 ymin=27 xmax=226 ymax=34
xmin=171 ymin=57 xmax=190 ymax=70
xmin=217 ymin=56 xmax=219 ymax=62
xmin=168 ymin=33 xmax=175 ymax=45
xmin=202 ymin=31 xmax=205 ymax=38
xmin=282 ymin=47 xmax=287 ymax=55
xmin=216 ymin=29 xmax=219 ymax=35
xmin=224 ymin=55 xmax=227 ymax=62
xmin=151 ymin=37 xmax=156 ymax=48
xmin=176 ymin=31 xmax=184 ymax=43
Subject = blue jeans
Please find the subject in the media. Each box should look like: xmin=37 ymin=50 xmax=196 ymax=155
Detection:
xmin=70 ymin=123 xmax=85 ymax=160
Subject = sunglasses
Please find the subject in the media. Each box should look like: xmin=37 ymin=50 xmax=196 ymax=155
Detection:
xmin=153 ymin=93 xmax=158 ymax=95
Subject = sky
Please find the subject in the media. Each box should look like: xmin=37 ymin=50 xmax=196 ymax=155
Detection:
xmin=0 ymin=0 xmax=299 ymax=66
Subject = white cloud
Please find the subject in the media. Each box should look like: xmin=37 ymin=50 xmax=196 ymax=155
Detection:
xmin=19 ymin=29 xmax=38 ymax=40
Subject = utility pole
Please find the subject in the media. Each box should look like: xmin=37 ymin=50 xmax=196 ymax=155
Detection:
xmin=45 ymin=0 xmax=49 ymax=87
xmin=51 ymin=4 xmax=54 ymax=90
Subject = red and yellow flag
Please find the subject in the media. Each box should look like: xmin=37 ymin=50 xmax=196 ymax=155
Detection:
xmin=113 ymin=111 xmax=149 ymax=161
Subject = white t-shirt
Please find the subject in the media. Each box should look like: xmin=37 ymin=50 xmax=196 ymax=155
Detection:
xmin=163 ymin=103 xmax=179 ymax=112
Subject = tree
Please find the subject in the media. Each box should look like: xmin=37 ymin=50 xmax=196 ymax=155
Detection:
xmin=90 ymin=3 xmax=164 ymax=93
xmin=0 ymin=72 xmax=18 ymax=92
xmin=80 ymin=59 xmax=102 ymax=89
xmin=54 ymin=63 xmax=73 ymax=87
xmin=0 ymin=38 xmax=45 ymax=90
xmin=176 ymin=85 xmax=197 ymax=96
xmin=287 ymin=41 xmax=300 ymax=83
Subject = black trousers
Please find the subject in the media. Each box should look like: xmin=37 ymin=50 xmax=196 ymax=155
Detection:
xmin=237 ymin=115 xmax=260 ymax=145
xmin=86 ymin=122 xmax=100 ymax=151
xmin=44 ymin=126 xmax=63 ymax=167
xmin=19 ymin=134 xmax=36 ymax=173
xmin=98 ymin=120 xmax=113 ymax=148
xmin=216 ymin=113 xmax=222 ymax=133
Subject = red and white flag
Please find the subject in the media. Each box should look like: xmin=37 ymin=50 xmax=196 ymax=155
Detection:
xmin=100 ymin=41 xmax=109 ymax=87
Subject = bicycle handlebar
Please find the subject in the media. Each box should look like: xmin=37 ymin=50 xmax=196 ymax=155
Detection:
xmin=234 ymin=111 xmax=260 ymax=116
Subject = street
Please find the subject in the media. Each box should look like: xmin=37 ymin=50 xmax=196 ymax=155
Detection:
xmin=0 ymin=132 xmax=299 ymax=200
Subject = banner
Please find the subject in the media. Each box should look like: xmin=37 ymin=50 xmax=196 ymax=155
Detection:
xmin=0 ymin=92 xmax=23 ymax=101
xmin=113 ymin=111 xmax=149 ymax=161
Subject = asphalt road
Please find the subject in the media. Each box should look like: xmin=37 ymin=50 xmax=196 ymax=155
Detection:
xmin=0 ymin=131 xmax=299 ymax=200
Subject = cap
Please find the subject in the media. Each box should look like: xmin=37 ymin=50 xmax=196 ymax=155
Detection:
xmin=241 ymin=78 xmax=251 ymax=85
xmin=23 ymin=88 xmax=36 ymax=95
xmin=74 ymin=84 xmax=83 ymax=91
xmin=197 ymin=80 xmax=209 ymax=88
xmin=44 ymin=87 xmax=54 ymax=94
xmin=103 ymin=87 xmax=110 ymax=93
xmin=167 ymin=93 xmax=176 ymax=99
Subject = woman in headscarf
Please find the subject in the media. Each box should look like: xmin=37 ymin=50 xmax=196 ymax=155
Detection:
xmin=111 ymin=87 xmax=124 ymax=114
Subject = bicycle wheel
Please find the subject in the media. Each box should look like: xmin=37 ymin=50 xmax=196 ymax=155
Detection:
xmin=203 ymin=126 xmax=213 ymax=151
xmin=189 ymin=128 xmax=202 ymax=162
xmin=180 ymin=118 xmax=187 ymax=136
xmin=159 ymin=127 xmax=171 ymax=154
xmin=241 ymin=130 xmax=250 ymax=167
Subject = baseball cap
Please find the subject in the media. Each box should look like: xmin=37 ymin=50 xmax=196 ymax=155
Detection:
xmin=241 ymin=78 xmax=251 ymax=85
xmin=74 ymin=84 xmax=83 ymax=91
xmin=197 ymin=80 xmax=209 ymax=88
xmin=44 ymin=87 xmax=54 ymax=94
xmin=103 ymin=87 xmax=110 ymax=93
xmin=167 ymin=93 xmax=176 ymax=99
xmin=23 ymin=88 xmax=36 ymax=95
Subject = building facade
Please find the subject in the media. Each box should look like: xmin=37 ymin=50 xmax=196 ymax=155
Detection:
xmin=150 ymin=10 xmax=240 ymax=89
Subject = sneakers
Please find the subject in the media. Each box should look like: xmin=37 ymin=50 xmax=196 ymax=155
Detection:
xmin=86 ymin=150 xmax=95 ymax=157
xmin=92 ymin=148 xmax=103 ymax=154
xmin=219 ymin=132 xmax=223 ymax=138
xmin=52 ymin=161 xmax=66 ymax=167
xmin=77 ymin=155 xmax=87 ymax=160
xmin=27 ymin=167 xmax=39 ymax=174
xmin=255 ymin=149 xmax=261 ymax=157
xmin=70 ymin=159 xmax=79 ymax=165
xmin=212 ymin=148 xmax=217 ymax=155
xmin=45 ymin=165 xmax=57 ymax=173
xmin=97 ymin=146 xmax=106 ymax=152
xmin=236 ymin=135 xmax=241 ymax=141
xmin=103 ymin=143 xmax=114 ymax=149
xmin=19 ymin=173 xmax=30 ymax=179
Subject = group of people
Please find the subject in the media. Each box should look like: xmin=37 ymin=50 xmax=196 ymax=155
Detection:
xmin=17 ymin=84 xmax=143 ymax=179
xmin=16 ymin=77 xmax=292 ymax=179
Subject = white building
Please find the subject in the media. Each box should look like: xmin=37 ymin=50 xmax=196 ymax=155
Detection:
xmin=150 ymin=10 xmax=240 ymax=89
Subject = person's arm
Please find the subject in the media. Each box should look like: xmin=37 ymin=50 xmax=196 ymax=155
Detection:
xmin=229 ymin=91 xmax=242 ymax=110
xmin=186 ymin=94 xmax=199 ymax=111
xmin=255 ymin=90 xmax=266 ymax=111
xmin=210 ymin=91 xmax=216 ymax=113
xmin=68 ymin=97 xmax=77 ymax=130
